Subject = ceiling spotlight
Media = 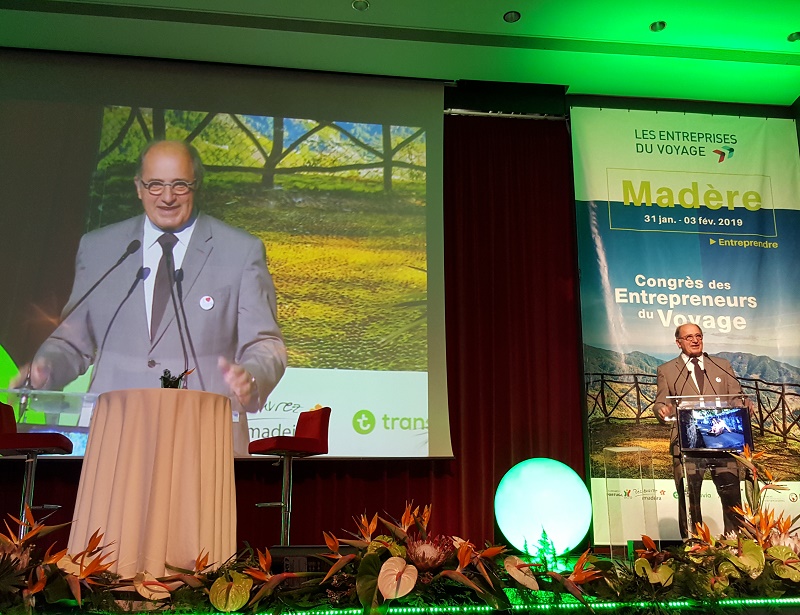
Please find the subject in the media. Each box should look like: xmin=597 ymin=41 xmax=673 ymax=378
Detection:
xmin=352 ymin=0 xmax=369 ymax=11
xmin=649 ymin=21 xmax=667 ymax=32
xmin=789 ymin=32 xmax=800 ymax=42
xmin=503 ymin=11 xmax=521 ymax=23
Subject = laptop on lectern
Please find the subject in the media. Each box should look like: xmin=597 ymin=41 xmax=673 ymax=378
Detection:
xmin=668 ymin=394 xmax=754 ymax=455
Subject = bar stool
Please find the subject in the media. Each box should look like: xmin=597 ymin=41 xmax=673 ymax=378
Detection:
xmin=249 ymin=406 xmax=331 ymax=546
xmin=0 ymin=401 xmax=73 ymax=539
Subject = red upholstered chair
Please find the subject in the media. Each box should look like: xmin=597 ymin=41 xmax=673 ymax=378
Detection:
xmin=248 ymin=406 xmax=331 ymax=546
xmin=0 ymin=401 xmax=73 ymax=539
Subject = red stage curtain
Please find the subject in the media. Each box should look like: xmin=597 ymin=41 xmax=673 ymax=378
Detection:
xmin=0 ymin=114 xmax=586 ymax=550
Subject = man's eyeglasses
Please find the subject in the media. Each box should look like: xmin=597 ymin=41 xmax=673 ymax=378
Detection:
xmin=139 ymin=179 xmax=196 ymax=196
xmin=679 ymin=334 xmax=703 ymax=342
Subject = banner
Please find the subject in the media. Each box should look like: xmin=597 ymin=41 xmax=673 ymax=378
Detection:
xmin=571 ymin=107 xmax=800 ymax=541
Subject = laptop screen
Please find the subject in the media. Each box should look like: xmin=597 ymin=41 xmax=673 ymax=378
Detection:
xmin=677 ymin=404 xmax=754 ymax=454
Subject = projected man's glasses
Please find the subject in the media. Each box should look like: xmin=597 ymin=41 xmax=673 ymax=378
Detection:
xmin=139 ymin=179 xmax=196 ymax=196
xmin=680 ymin=334 xmax=703 ymax=341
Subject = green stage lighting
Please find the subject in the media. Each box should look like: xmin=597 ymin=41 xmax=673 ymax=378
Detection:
xmin=495 ymin=458 xmax=591 ymax=556
xmin=0 ymin=343 xmax=18 ymax=389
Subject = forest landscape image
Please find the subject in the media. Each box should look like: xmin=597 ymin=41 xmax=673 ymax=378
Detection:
xmin=87 ymin=106 xmax=429 ymax=373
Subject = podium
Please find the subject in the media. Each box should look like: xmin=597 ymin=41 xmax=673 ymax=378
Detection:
xmin=671 ymin=394 xmax=752 ymax=534
xmin=67 ymin=389 xmax=236 ymax=578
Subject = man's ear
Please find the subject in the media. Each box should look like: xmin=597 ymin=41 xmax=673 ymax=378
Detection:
xmin=134 ymin=177 xmax=143 ymax=200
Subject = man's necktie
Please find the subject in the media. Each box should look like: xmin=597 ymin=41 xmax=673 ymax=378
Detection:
xmin=151 ymin=232 xmax=178 ymax=340
xmin=691 ymin=357 xmax=704 ymax=393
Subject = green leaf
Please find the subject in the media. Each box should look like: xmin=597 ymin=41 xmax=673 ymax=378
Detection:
xmin=724 ymin=539 xmax=765 ymax=578
xmin=767 ymin=545 xmax=798 ymax=562
xmin=634 ymin=558 xmax=674 ymax=586
xmin=367 ymin=536 xmax=405 ymax=558
xmin=42 ymin=571 xmax=77 ymax=605
xmin=356 ymin=553 xmax=384 ymax=615
xmin=773 ymin=561 xmax=800 ymax=582
xmin=208 ymin=571 xmax=253 ymax=612
xmin=768 ymin=545 xmax=800 ymax=581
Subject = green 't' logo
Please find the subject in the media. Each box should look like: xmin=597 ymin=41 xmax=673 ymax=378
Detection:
xmin=352 ymin=410 xmax=376 ymax=434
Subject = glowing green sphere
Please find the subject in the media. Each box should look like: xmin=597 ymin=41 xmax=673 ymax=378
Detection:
xmin=494 ymin=458 xmax=591 ymax=556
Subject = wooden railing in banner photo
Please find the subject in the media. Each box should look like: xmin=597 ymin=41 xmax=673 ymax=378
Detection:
xmin=585 ymin=372 xmax=800 ymax=444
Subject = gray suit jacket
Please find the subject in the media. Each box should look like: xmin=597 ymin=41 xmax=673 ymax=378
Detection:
xmin=36 ymin=213 xmax=287 ymax=454
xmin=654 ymin=353 xmax=744 ymax=456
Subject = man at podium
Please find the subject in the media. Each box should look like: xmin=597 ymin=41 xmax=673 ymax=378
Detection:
xmin=12 ymin=140 xmax=287 ymax=455
xmin=654 ymin=323 xmax=746 ymax=538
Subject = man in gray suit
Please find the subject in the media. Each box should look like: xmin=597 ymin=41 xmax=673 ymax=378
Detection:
xmin=15 ymin=140 xmax=286 ymax=454
xmin=654 ymin=323 xmax=746 ymax=538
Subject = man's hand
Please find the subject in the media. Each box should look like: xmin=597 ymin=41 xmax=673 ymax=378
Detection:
xmin=9 ymin=358 xmax=51 ymax=389
xmin=218 ymin=357 xmax=258 ymax=410
xmin=656 ymin=402 xmax=676 ymax=421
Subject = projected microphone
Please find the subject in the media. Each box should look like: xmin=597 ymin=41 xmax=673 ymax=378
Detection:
xmin=62 ymin=239 xmax=142 ymax=321
xmin=174 ymin=268 xmax=205 ymax=390
xmin=90 ymin=266 xmax=150 ymax=389
xmin=17 ymin=371 xmax=33 ymax=423
xmin=164 ymin=256 xmax=190 ymax=389
xmin=16 ymin=239 xmax=142 ymax=397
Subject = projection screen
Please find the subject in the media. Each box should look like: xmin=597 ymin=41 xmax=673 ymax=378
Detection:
xmin=0 ymin=49 xmax=450 ymax=458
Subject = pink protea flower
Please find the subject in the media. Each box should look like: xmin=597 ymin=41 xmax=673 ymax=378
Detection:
xmin=769 ymin=530 xmax=800 ymax=553
xmin=406 ymin=534 xmax=454 ymax=572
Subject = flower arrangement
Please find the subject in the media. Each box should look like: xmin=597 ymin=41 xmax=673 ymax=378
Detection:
xmin=0 ymin=502 xmax=584 ymax=614
xmin=563 ymin=445 xmax=800 ymax=605
xmin=5 ymin=448 xmax=800 ymax=614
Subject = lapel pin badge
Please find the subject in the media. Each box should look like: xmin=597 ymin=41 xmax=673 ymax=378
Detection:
xmin=200 ymin=296 xmax=214 ymax=311
xmin=715 ymin=377 xmax=722 ymax=383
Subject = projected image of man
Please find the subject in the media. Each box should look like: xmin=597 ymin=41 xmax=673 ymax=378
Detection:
xmin=13 ymin=140 xmax=286 ymax=454
xmin=654 ymin=323 xmax=746 ymax=538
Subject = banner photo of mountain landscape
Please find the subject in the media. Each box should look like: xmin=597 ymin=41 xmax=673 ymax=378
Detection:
xmin=571 ymin=106 xmax=800 ymax=542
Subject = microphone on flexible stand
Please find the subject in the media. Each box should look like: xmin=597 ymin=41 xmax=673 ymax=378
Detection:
xmin=90 ymin=266 xmax=150 ymax=390
xmin=704 ymin=365 xmax=718 ymax=396
xmin=664 ymin=356 xmax=694 ymax=421
xmin=17 ymin=371 xmax=32 ymax=423
xmin=17 ymin=239 xmax=142 ymax=411
xmin=671 ymin=356 xmax=692 ymax=394
xmin=62 ymin=240 xmax=142 ymax=321
xmin=174 ymin=268 xmax=205 ymax=390
xmin=163 ymin=252 xmax=190 ymax=389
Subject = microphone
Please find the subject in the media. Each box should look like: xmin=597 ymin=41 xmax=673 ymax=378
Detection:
xmin=703 ymin=365 xmax=718 ymax=396
xmin=174 ymin=269 xmax=205 ymax=390
xmin=163 ymin=252 xmax=190 ymax=389
xmin=670 ymin=356 xmax=693 ymax=396
xmin=17 ymin=371 xmax=33 ymax=423
xmin=62 ymin=239 xmax=142 ymax=322
xmin=90 ymin=266 xmax=150 ymax=390
xmin=662 ymin=356 xmax=693 ymax=423
xmin=18 ymin=239 xmax=142 ymax=400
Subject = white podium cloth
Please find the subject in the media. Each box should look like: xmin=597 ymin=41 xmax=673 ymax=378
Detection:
xmin=67 ymin=388 xmax=236 ymax=578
